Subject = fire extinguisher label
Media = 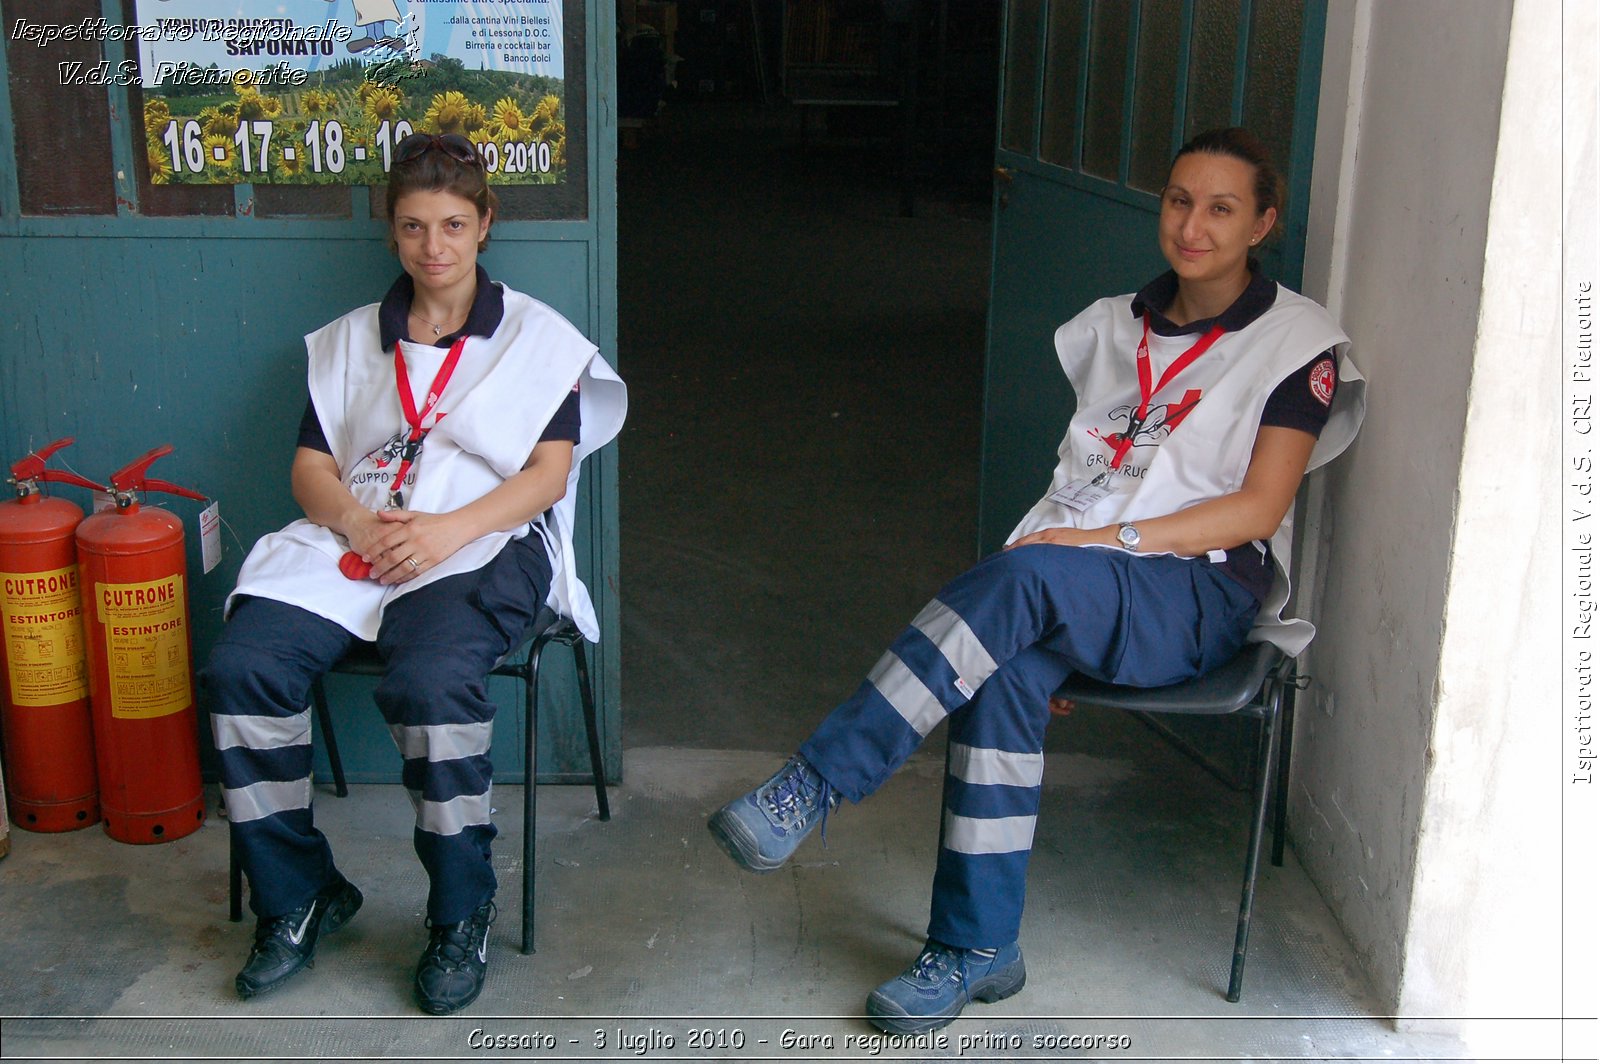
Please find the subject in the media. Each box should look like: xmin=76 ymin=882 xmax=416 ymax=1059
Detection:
xmin=0 ymin=566 xmax=90 ymax=707
xmin=95 ymin=575 xmax=191 ymax=720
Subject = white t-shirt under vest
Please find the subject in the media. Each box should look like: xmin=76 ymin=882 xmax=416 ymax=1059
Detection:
xmin=1007 ymin=285 xmax=1365 ymax=654
xmin=229 ymin=285 xmax=627 ymax=642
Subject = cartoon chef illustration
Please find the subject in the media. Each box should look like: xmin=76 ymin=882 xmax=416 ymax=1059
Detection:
xmin=328 ymin=0 xmax=406 ymax=53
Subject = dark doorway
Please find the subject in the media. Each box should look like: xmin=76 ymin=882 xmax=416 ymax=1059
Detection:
xmin=616 ymin=0 xmax=1001 ymax=752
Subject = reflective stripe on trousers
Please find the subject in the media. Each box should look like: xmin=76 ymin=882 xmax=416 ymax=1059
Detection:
xmin=202 ymin=536 xmax=552 ymax=923
xmin=799 ymin=545 xmax=1259 ymax=948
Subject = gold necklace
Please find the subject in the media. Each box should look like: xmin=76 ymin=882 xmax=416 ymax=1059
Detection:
xmin=410 ymin=308 xmax=467 ymax=337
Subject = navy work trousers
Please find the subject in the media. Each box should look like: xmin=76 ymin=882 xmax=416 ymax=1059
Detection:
xmin=203 ymin=535 xmax=553 ymax=924
xmin=798 ymin=544 xmax=1259 ymax=949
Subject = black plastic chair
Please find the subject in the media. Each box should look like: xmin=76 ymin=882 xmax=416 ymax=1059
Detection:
xmin=228 ymin=605 xmax=611 ymax=954
xmin=1052 ymin=639 xmax=1298 ymax=1002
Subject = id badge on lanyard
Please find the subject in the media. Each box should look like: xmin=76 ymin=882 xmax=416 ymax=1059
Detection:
xmin=337 ymin=337 xmax=466 ymax=579
xmin=1049 ymin=471 xmax=1118 ymax=511
xmin=384 ymin=336 xmax=465 ymax=509
xmin=1050 ymin=315 xmax=1224 ymax=512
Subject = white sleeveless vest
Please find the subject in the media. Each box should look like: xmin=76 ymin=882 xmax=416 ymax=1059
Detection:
xmin=229 ymin=285 xmax=627 ymax=642
xmin=1007 ymin=286 xmax=1365 ymax=654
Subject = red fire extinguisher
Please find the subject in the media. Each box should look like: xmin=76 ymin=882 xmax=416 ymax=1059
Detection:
xmin=76 ymin=445 xmax=208 ymax=844
xmin=0 ymin=438 xmax=105 ymax=832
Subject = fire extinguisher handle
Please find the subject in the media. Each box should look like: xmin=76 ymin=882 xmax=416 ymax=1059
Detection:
xmin=139 ymin=477 xmax=209 ymax=503
xmin=108 ymin=444 xmax=176 ymax=492
xmin=9 ymin=438 xmax=106 ymax=493
xmin=10 ymin=436 xmax=77 ymax=481
xmin=35 ymin=468 xmax=110 ymax=493
xmin=107 ymin=446 xmax=208 ymax=503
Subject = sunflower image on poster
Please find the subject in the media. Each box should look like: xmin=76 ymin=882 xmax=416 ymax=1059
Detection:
xmin=134 ymin=0 xmax=568 ymax=186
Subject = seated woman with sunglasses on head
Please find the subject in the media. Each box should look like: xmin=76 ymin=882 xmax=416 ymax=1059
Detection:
xmin=203 ymin=132 xmax=626 ymax=1015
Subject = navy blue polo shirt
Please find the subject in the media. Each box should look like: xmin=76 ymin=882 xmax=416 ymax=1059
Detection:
xmin=297 ymin=266 xmax=581 ymax=452
xmin=1129 ymin=264 xmax=1339 ymax=604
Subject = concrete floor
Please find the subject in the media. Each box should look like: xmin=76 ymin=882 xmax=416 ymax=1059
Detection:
xmin=0 ymin=103 xmax=1470 ymax=1061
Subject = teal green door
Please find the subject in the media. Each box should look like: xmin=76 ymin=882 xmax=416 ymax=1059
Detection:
xmin=980 ymin=0 xmax=1328 ymax=552
xmin=0 ymin=0 xmax=620 ymax=783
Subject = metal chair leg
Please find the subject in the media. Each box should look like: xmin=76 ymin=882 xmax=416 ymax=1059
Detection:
xmin=522 ymin=634 xmax=551 ymax=956
xmin=229 ymin=836 xmax=243 ymax=923
xmin=1227 ymin=701 xmax=1280 ymax=1003
xmin=311 ymin=679 xmax=349 ymax=799
xmin=1271 ymin=667 xmax=1297 ymax=868
xmin=571 ymin=635 xmax=610 ymax=821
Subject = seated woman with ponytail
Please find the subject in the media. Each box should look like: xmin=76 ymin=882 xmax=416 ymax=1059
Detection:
xmin=708 ymin=127 xmax=1364 ymax=1034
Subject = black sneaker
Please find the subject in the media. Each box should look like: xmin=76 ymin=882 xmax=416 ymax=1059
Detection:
xmin=414 ymin=900 xmax=496 ymax=1015
xmin=235 ymin=875 xmax=363 ymax=999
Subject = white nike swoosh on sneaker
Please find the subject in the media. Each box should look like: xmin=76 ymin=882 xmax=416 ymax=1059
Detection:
xmin=286 ymin=907 xmax=316 ymax=946
xmin=477 ymin=937 xmax=488 ymax=964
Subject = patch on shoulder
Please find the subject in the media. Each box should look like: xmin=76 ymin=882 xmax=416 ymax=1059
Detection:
xmin=1309 ymin=358 xmax=1336 ymax=407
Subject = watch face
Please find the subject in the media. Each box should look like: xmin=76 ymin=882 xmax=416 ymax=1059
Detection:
xmin=1118 ymin=524 xmax=1139 ymax=548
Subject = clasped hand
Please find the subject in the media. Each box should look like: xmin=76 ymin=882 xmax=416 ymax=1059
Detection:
xmin=344 ymin=508 xmax=469 ymax=585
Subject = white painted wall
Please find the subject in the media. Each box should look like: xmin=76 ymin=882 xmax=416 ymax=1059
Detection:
xmin=1293 ymin=0 xmax=1566 ymax=1033
xmin=1295 ymin=0 xmax=1511 ymax=1008
xmin=1394 ymin=0 xmax=1564 ymax=1039
xmin=1558 ymin=8 xmax=1600 ymax=1055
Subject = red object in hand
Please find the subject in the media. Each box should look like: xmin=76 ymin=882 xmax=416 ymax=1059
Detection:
xmin=339 ymin=551 xmax=372 ymax=580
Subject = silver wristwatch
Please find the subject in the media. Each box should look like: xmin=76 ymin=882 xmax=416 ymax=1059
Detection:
xmin=1116 ymin=523 xmax=1141 ymax=551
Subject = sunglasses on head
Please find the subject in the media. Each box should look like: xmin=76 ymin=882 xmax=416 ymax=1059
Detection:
xmin=394 ymin=132 xmax=482 ymax=168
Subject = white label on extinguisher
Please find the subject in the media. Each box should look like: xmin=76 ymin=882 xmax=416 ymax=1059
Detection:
xmin=95 ymin=575 xmax=191 ymax=720
xmin=199 ymin=502 xmax=222 ymax=575
xmin=0 ymin=566 xmax=90 ymax=707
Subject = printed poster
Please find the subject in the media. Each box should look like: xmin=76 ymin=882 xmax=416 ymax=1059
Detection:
xmin=131 ymin=1 xmax=568 ymax=185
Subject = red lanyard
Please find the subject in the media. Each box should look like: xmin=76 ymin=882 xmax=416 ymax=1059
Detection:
xmin=386 ymin=336 xmax=465 ymax=507
xmin=1107 ymin=314 xmax=1226 ymax=470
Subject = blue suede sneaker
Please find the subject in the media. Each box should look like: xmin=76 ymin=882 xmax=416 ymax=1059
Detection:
xmin=707 ymin=754 xmax=839 ymax=873
xmin=865 ymin=940 xmax=1026 ymax=1034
